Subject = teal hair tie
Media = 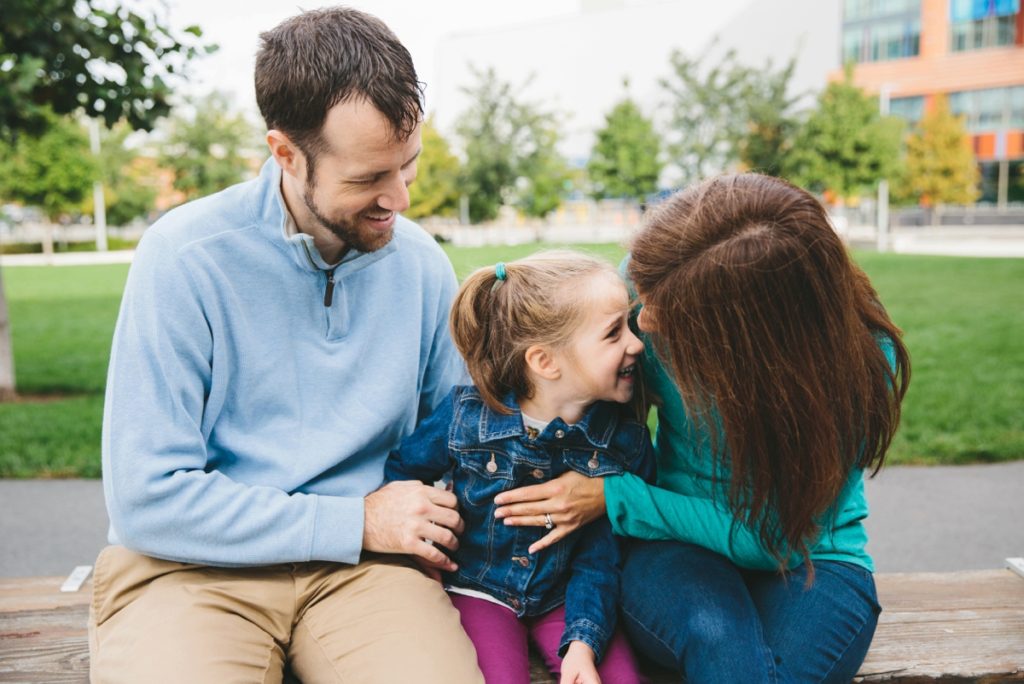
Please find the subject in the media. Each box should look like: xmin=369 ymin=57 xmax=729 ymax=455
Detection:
xmin=491 ymin=262 xmax=507 ymax=293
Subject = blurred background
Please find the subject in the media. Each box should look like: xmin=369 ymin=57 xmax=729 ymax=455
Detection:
xmin=0 ymin=0 xmax=1021 ymax=576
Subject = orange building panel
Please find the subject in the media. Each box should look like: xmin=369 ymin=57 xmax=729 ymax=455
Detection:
xmin=920 ymin=0 xmax=949 ymax=59
xmin=840 ymin=48 xmax=1024 ymax=99
xmin=975 ymin=133 xmax=996 ymax=160
xmin=1010 ymin=132 xmax=1024 ymax=157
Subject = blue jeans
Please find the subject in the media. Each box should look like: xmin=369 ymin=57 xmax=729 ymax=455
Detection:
xmin=620 ymin=540 xmax=881 ymax=683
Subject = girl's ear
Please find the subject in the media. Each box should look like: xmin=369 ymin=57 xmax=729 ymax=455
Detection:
xmin=524 ymin=344 xmax=561 ymax=381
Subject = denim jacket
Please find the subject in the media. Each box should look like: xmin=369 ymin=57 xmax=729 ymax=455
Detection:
xmin=384 ymin=385 xmax=655 ymax=661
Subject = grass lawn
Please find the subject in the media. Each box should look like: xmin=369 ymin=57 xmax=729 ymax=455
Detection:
xmin=1 ymin=246 xmax=1020 ymax=477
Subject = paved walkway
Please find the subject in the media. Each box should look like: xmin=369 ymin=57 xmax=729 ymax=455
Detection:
xmin=1 ymin=462 xmax=1022 ymax=578
xmin=2 ymin=224 xmax=1023 ymax=266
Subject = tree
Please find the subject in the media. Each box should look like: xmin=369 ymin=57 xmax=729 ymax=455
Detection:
xmin=159 ymin=92 xmax=259 ymax=202
xmin=587 ymin=91 xmax=662 ymax=200
xmin=0 ymin=1 xmax=212 ymax=400
xmin=455 ymin=67 xmax=569 ymax=223
xmin=0 ymin=108 xmax=96 ymax=222
xmin=511 ymin=108 xmax=570 ymax=219
xmin=786 ymin=68 xmax=904 ymax=202
xmin=737 ymin=57 xmax=802 ymax=177
xmin=406 ymin=117 xmax=461 ymax=220
xmin=661 ymin=45 xmax=753 ymax=184
xmin=903 ymin=95 xmax=979 ymax=221
xmin=79 ymin=122 xmax=159 ymax=226
xmin=0 ymin=0 xmax=212 ymax=140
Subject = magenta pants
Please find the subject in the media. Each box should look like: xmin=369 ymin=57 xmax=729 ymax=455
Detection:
xmin=449 ymin=593 xmax=643 ymax=683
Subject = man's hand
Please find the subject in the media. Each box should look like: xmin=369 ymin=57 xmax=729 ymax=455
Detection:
xmin=363 ymin=481 xmax=464 ymax=572
xmin=560 ymin=641 xmax=601 ymax=684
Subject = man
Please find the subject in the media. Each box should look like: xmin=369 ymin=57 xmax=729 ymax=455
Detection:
xmin=89 ymin=8 xmax=483 ymax=683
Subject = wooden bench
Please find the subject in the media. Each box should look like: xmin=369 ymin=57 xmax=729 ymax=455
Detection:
xmin=2 ymin=570 xmax=1022 ymax=683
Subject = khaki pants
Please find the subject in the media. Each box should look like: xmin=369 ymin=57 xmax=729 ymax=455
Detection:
xmin=88 ymin=546 xmax=484 ymax=684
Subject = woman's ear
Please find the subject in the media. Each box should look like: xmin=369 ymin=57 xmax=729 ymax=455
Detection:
xmin=524 ymin=344 xmax=561 ymax=381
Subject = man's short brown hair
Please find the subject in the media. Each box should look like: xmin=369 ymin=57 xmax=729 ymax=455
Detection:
xmin=255 ymin=7 xmax=423 ymax=163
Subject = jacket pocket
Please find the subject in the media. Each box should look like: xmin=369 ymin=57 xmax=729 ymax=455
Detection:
xmin=457 ymin=449 xmax=516 ymax=507
xmin=562 ymin=448 xmax=627 ymax=477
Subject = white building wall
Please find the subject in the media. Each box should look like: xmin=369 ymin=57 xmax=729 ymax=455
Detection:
xmin=431 ymin=0 xmax=841 ymax=165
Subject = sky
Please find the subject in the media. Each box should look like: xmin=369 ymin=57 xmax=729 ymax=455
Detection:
xmin=139 ymin=0 xmax=581 ymax=118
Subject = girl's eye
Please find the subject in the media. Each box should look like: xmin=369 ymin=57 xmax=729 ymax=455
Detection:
xmin=606 ymin=325 xmax=621 ymax=340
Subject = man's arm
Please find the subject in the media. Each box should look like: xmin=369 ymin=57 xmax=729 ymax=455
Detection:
xmin=103 ymin=232 xmax=368 ymax=566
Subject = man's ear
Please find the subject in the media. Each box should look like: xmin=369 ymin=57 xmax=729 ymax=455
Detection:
xmin=266 ymin=130 xmax=303 ymax=178
xmin=524 ymin=344 xmax=561 ymax=381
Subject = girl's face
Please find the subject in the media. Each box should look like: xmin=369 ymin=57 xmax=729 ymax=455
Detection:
xmin=555 ymin=274 xmax=644 ymax=405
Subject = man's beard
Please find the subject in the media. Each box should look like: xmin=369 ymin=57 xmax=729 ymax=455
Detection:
xmin=302 ymin=180 xmax=394 ymax=255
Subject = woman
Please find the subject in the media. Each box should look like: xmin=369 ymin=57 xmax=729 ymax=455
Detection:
xmin=494 ymin=173 xmax=910 ymax=682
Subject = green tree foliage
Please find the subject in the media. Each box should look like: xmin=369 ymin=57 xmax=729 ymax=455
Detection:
xmin=787 ymin=68 xmax=905 ymax=201
xmin=85 ymin=122 xmax=158 ymax=225
xmin=661 ymin=45 xmax=752 ymax=184
xmin=738 ymin=57 xmax=801 ymax=176
xmin=406 ymin=117 xmax=461 ymax=219
xmin=0 ymin=0 xmax=213 ymax=140
xmin=455 ymin=67 xmax=569 ymax=223
xmin=0 ymin=0 xmax=211 ymax=400
xmin=903 ymin=95 xmax=979 ymax=213
xmin=514 ymin=116 xmax=570 ymax=219
xmin=0 ymin=108 xmax=95 ymax=220
xmin=587 ymin=94 xmax=662 ymax=200
xmin=661 ymin=45 xmax=802 ymax=183
xmin=159 ymin=92 xmax=258 ymax=202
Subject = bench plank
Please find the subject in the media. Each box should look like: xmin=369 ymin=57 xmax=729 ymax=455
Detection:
xmin=1 ymin=571 xmax=1022 ymax=683
xmin=857 ymin=570 xmax=1024 ymax=683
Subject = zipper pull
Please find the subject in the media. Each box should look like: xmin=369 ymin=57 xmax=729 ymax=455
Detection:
xmin=323 ymin=268 xmax=336 ymax=308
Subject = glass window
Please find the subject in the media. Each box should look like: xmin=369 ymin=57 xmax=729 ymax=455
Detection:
xmin=845 ymin=0 xmax=921 ymax=21
xmin=1009 ymin=162 xmax=1024 ymax=204
xmin=950 ymin=0 xmax=1019 ymax=51
xmin=949 ymin=86 xmax=1024 ymax=132
xmin=890 ymin=96 xmax=926 ymax=125
xmin=842 ymin=1 xmax=921 ymax=62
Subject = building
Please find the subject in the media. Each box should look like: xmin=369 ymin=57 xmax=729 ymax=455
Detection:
xmin=842 ymin=0 xmax=1024 ymax=204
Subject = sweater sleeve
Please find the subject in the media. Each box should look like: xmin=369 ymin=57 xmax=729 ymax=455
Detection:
xmin=102 ymin=232 xmax=364 ymax=566
xmin=604 ymin=473 xmax=803 ymax=570
xmin=384 ymin=391 xmax=457 ymax=484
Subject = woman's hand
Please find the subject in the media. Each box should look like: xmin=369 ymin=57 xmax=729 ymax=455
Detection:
xmin=493 ymin=470 xmax=606 ymax=554
xmin=559 ymin=641 xmax=601 ymax=684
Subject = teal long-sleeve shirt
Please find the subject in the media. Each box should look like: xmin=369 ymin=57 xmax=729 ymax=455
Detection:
xmin=604 ymin=339 xmax=879 ymax=572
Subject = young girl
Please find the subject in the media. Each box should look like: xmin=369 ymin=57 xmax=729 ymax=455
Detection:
xmin=384 ymin=250 xmax=654 ymax=684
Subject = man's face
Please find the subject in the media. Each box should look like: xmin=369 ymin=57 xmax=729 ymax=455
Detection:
xmin=300 ymin=98 xmax=421 ymax=253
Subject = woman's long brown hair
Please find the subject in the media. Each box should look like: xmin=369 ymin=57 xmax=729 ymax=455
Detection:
xmin=628 ymin=174 xmax=910 ymax=576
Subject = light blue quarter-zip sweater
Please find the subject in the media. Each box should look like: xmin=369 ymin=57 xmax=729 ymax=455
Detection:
xmin=102 ymin=158 xmax=466 ymax=567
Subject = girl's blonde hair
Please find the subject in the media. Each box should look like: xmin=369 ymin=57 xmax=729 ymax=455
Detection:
xmin=450 ymin=250 xmax=619 ymax=414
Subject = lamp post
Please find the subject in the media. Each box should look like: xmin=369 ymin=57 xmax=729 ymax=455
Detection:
xmin=89 ymin=118 xmax=108 ymax=252
xmin=877 ymin=84 xmax=892 ymax=253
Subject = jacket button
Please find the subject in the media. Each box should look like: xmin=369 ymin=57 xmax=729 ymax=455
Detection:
xmin=509 ymin=598 xmax=521 ymax=610
xmin=588 ymin=456 xmax=600 ymax=470
xmin=555 ymin=429 xmax=565 ymax=439
xmin=512 ymin=556 xmax=530 ymax=567
xmin=531 ymin=468 xmax=544 ymax=479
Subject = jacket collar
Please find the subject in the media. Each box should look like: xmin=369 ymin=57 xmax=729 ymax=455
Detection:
xmin=475 ymin=389 xmax=619 ymax=449
xmin=251 ymin=157 xmax=397 ymax=274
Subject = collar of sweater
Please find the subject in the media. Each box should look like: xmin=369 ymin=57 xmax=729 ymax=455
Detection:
xmin=251 ymin=157 xmax=398 ymax=276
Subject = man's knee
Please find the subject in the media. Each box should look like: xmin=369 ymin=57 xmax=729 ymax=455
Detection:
xmin=291 ymin=558 xmax=484 ymax=684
